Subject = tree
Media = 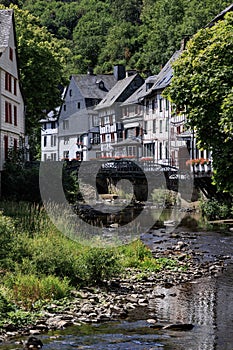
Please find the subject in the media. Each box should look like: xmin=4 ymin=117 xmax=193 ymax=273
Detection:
xmin=72 ymin=0 xmax=114 ymax=73
xmin=97 ymin=21 xmax=140 ymax=72
xmin=165 ymin=12 xmax=233 ymax=194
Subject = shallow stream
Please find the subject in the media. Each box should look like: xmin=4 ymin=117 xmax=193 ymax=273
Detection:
xmin=1 ymin=227 xmax=233 ymax=350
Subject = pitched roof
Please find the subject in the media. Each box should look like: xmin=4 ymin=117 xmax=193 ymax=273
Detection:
xmin=0 ymin=9 xmax=13 ymax=53
xmin=121 ymin=75 xmax=157 ymax=106
xmin=73 ymin=74 xmax=116 ymax=100
xmin=150 ymin=50 xmax=181 ymax=92
xmin=95 ymin=74 xmax=140 ymax=110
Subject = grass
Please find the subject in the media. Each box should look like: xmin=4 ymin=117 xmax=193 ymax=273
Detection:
xmin=0 ymin=200 xmax=180 ymax=327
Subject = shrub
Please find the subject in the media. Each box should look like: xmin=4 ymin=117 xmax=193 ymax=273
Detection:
xmin=0 ymin=291 xmax=14 ymax=318
xmin=200 ymin=199 xmax=231 ymax=220
xmin=10 ymin=274 xmax=71 ymax=310
xmin=77 ymin=248 xmax=121 ymax=285
xmin=118 ymin=240 xmax=153 ymax=268
xmin=25 ymin=234 xmax=81 ymax=285
xmin=0 ymin=212 xmax=16 ymax=268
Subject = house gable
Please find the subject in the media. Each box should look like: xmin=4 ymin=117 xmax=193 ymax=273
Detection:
xmin=0 ymin=9 xmax=25 ymax=170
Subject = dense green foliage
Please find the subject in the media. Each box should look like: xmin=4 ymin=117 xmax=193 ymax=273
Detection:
xmin=200 ymin=198 xmax=232 ymax=221
xmin=2 ymin=0 xmax=231 ymax=75
xmin=0 ymin=201 xmax=179 ymax=326
xmin=0 ymin=1 xmax=231 ymax=160
xmin=165 ymin=12 xmax=233 ymax=194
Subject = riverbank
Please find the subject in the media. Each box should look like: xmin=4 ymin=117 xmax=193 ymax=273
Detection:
xmin=0 ymin=227 xmax=230 ymax=347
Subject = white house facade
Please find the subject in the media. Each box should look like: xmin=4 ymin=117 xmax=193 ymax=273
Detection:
xmin=40 ymin=108 xmax=59 ymax=161
xmin=58 ymin=73 xmax=116 ymax=161
xmin=95 ymin=69 xmax=144 ymax=159
xmin=0 ymin=9 xmax=25 ymax=171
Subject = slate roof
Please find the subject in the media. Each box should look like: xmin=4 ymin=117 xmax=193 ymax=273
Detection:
xmin=121 ymin=75 xmax=157 ymax=106
xmin=73 ymin=74 xmax=116 ymax=100
xmin=95 ymin=74 xmax=140 ymax=110
xmin=149 ymin=50 xmax=181 ymax=92
xmin=0 ymin=9 xmax=13 ymax=53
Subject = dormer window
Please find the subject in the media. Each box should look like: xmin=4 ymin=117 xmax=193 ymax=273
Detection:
xmin=99 ymin=81 xmax=104 ymax=89
xmin=9 ymin=47 xmax=13 ymax=61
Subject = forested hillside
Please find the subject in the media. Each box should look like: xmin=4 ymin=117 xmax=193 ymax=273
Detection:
xmin=0 ymin=0 xmax=231 ymax=159
xmin=1 ymin=0 xmax=231 ymax=75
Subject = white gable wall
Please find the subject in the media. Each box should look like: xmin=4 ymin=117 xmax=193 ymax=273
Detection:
xmin=0 ymin=16 xmax=25 ymax=171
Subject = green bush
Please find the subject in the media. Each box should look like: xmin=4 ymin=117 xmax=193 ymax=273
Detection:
xmin=9 ymin=274 xmax=70 ymax=310
xmin=24 ymin=234 xmax=81 ymax=285
xmin=118 ymin=240 xmax=153 ymax=268
xmin=0 ymin=291 xmax=14 ymax=317
xmin=0 ymin=212 xmax=16 ymax=268
xmin=77 ymin=248 xmax=121 ymax=285
xmin=200 ymin=199 xmax=231 ymax=220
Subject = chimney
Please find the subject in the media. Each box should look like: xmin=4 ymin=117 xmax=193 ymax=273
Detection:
xmin=113 ymin=64 xmax=126 ymax=81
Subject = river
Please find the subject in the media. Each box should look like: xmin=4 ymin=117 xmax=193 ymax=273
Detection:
xmin=1 ymin=226 xmax=233 ymax=350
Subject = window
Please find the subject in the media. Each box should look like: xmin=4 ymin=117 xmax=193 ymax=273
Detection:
xmin=14 ymin=106 xmax=17 ymax=126
xmin=14 ymin=79 xmax=17 ymax=95
xmin=5 ymin=72 xmax=12 ymax=92
xmin=153 ymin=120 xmax=156 ymax=133
xmin=51 ymin=121 xmax=56 ymax=129
xmin=177 ymin=126 xmax=181 ymax=134
xmin=102 ymin=134 xmax=106 ymax=142
xmin=165 ymin=99 xmax=169 ymax=110
xmin=165 ymin=118 xmax=168 ymax=132
xmin=109 ymin=115 xmax=113 ymax=125
xmin=44 ymin=154 xmax=47 ymax=161
xmin=51 ymin=135 xmax=56 ymax=147
xmin=44 ymin=136 xmax=47 ymax=147
xmin=64 ymin=136 xmax=69 ymax=145
xmin=91 ymin=133 xmax=100 ymax=144
xmin=69 ymin=89 xmax=72 ymax=97
xmin=63 ymin=151 xmax=69 ymax=159
xmin=51 ymin=153 xmax=56 ymax=161
xmin=77 ymin=102 xmax=80 ymax=109
xmin=63 ymin=120 xmax=69 ymax=130
xmin=165 ymin=142 xmax=169 ymax=159
xmin=146 ymin=100 xmax=149 ymax=114
xmin=5 ymin=102 xmax=12 ymax=123
xmin=111 ymin=132 xmax=115 ymax=141
xmin=159 ymin=120 xmax=163 ymax=133
xmin=4 ymin=135 xmax=8 ymax=160
xmin=101 ymin=117 xmax=105 ymax=127
xmin=63 ymin=104 xmax=66 ymax=111
xmin=152 ymin=100 xmax=155 ymax=112
xmin=92 ymin=115 xmax=99 ymax=127
xmin=144 ymin=121 xmax=147 ymax=134
xmin=14 ymin=138 xmax=17 ymax=152
xmin=159 ymin=142 xmax=163 ymax=159
xmin=9 ymin=47 xmax=13 ymax=61
xmin=128 ymin=146 xmax=136 ymax=156
xmin=159 ymin=98 xmax=163 ymax=112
